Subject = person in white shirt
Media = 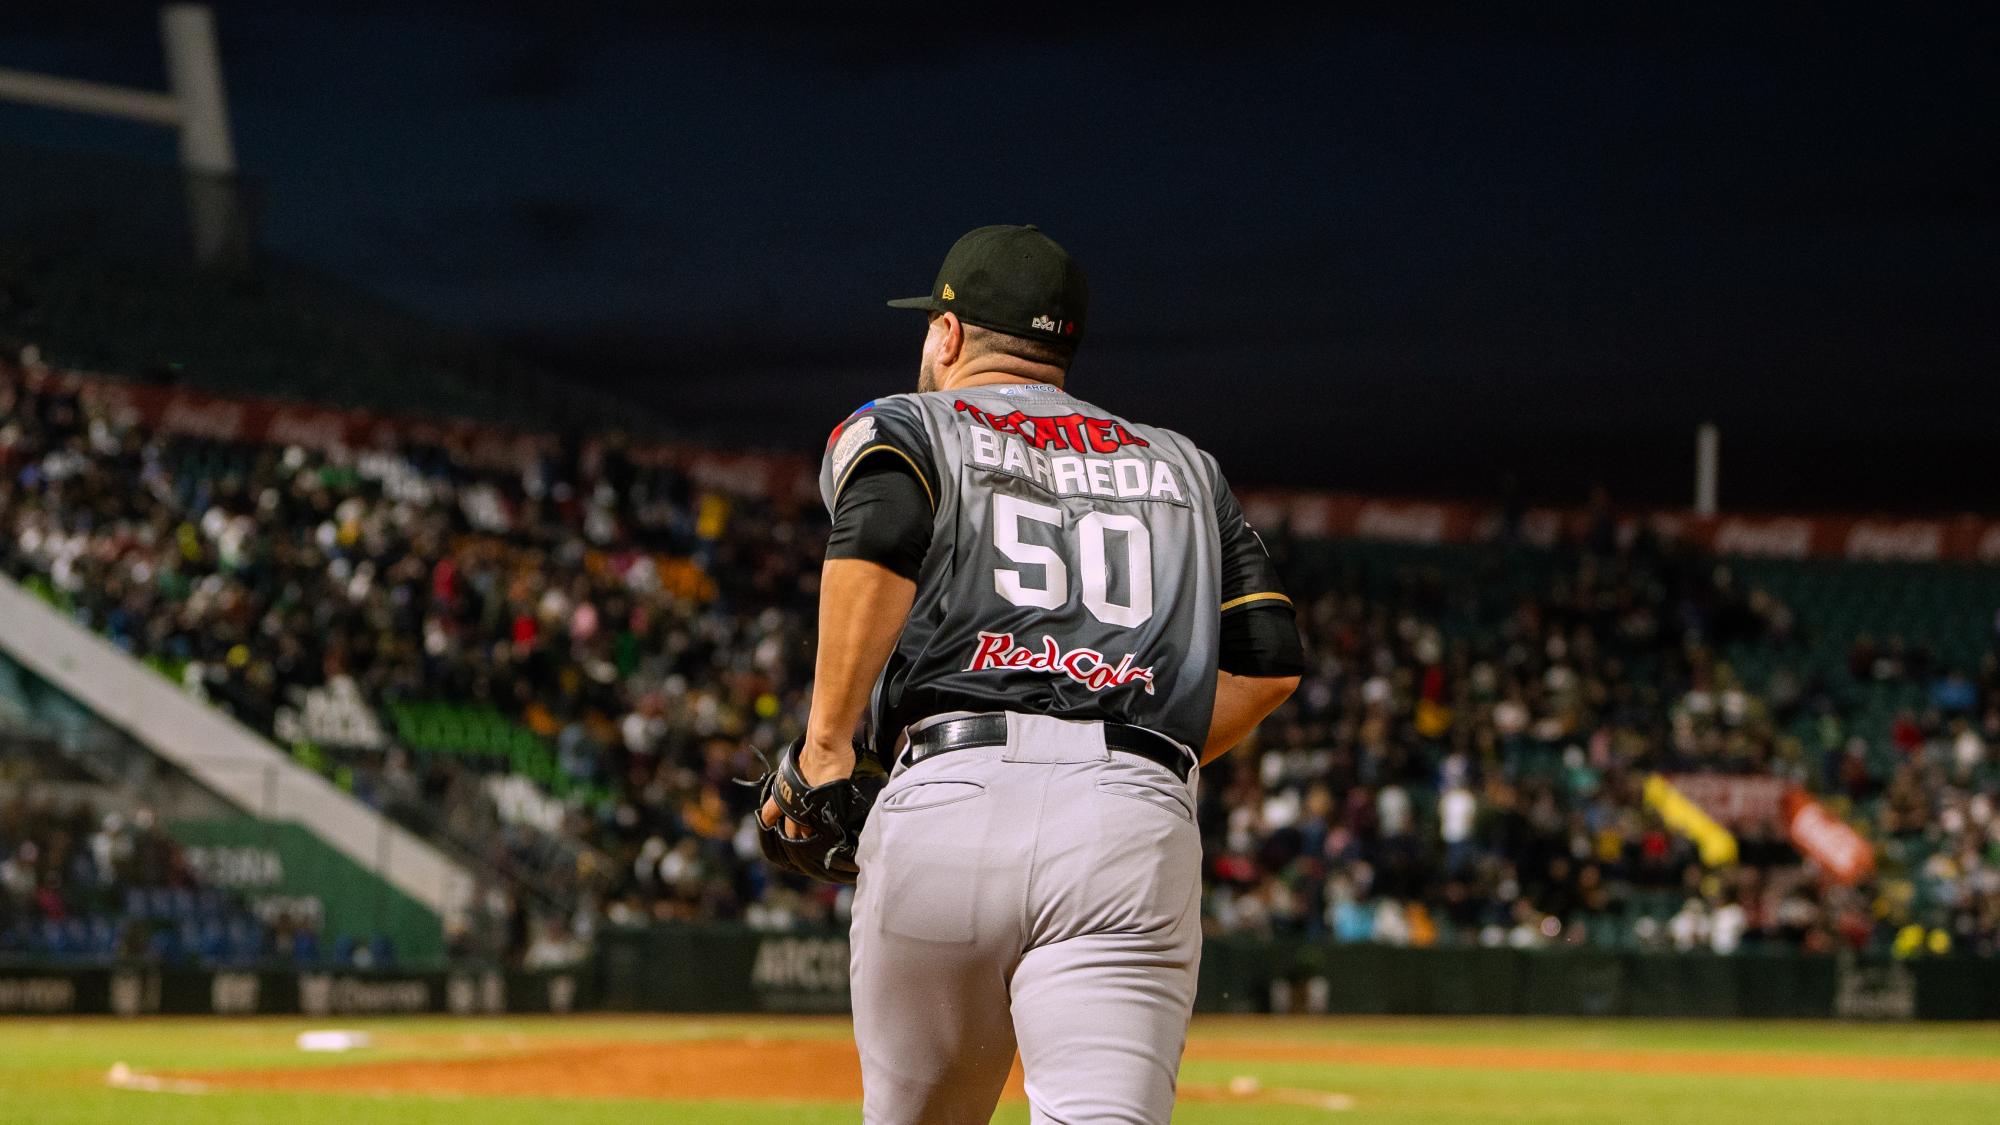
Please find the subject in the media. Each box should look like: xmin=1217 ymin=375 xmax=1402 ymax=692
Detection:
xmin=1440 ymin=784 xmax=1477 ymax=875
xmin=1378 ymin=784 xmax=1412 ymax=839
xmin=1710 ymin=896 xmax=1747 ymax=954
xmin=1669 ymin=898 xmax=1711 ymax=952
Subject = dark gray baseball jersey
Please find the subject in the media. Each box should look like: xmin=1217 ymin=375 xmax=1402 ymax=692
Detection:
xmin=819 ymin=382 xmax=1289 ymax=758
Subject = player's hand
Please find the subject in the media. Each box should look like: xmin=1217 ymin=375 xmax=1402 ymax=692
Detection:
xmin=759 ymin=737 xmax=857 ymax=838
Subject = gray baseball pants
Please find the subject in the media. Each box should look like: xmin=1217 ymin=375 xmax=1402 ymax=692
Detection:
xmin=849 ymin=712 xmax=1202 ymax=1125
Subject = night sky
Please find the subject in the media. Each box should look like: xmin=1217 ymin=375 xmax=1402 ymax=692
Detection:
xmin=2 ymin=2 xmax=1994 ymax=511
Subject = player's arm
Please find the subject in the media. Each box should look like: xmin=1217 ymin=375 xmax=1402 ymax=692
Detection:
xmin=805 ymin=456 xmax=933 ymax=776
xmin=1203 ymin=602 xmax=1302 ymax=763
xmin=762 ymin=440 xmax=934 ymax=828
xmin=1205 ymin=668 xmax=1299 ymax=764
xmin=1200 ymin=459 xmax=1303 ymax=764
xmin=795 ymin=556 xmax=916 ymax=781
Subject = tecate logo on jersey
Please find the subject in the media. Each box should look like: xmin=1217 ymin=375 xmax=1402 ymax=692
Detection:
xmin=966 ymin=632 xmax=1156 ymax=694
xmin=955 ymin=401 xmax=1148 ymax=454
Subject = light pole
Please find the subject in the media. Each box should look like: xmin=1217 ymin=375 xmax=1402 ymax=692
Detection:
xmin=0 ymin=4 xmax=245 ymax=266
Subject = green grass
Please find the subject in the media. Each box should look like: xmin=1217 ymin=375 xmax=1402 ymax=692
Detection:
xmin=1191 ymin=1015 xmax=2000 ymax=1057
xmin=1 ymin=1015 xmax=1995 ymax=1124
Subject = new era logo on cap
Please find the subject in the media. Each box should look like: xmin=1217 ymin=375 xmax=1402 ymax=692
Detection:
xmin=888 ymin=224 xmax=1088 ymax=346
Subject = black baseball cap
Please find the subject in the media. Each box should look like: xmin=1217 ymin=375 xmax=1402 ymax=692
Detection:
xmin=888 ymin=224 xmax=1087 ymax=346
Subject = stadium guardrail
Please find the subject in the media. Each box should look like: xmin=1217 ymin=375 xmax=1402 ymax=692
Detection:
xmin=594 ymin=925 xmax=2000 ymax=1021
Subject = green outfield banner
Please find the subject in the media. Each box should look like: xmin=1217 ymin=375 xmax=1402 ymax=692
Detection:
xmin=168 ymin=817 xmax=445 ymax=966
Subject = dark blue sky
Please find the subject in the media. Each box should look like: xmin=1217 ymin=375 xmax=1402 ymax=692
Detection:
xmin=2 ymin=3 xmax=1994 ymax=508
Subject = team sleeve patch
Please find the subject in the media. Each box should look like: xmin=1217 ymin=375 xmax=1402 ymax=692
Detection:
xmin=818 ymin=397 xmax=938 ymax=516
xmin=829 ymin=415 xmax=878 ymax=482
xmin=825 ymin=401 xmax=877 ymax=452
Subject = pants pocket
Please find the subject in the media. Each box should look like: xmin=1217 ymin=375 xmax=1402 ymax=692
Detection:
xmin=1079 ymin=768 xmax=1201 ymax=936
xmin=868 ymin=779 xmax=992 ymax=944
xmin=880 ymin=778 xmax=985 ymax=812
xmin=1095 ymin=778 xmax=1193 ymax=822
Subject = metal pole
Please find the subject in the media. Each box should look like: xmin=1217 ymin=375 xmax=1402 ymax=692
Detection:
xmin=0 ymin=68 xmax=180 ymax=124
xmin=0 ymin=5 xmax=250 ymax=268
xmin=1695 ymin=422 xmax=1719 ymax=516
xmin=161 ymin=4 xmax=236 ymax=177
xmin=162 ymin=5 xmax=247 ymax=268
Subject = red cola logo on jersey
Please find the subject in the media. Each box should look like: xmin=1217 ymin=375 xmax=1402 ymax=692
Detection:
xmin=955 ymin=401 xmax=1149 ymax=454
xmin=966 ymin=632 xmax=1156 ymax=695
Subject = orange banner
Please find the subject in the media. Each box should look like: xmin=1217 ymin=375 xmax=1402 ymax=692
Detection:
xmin=1782 ymin=789 xmax=1875 ymax=885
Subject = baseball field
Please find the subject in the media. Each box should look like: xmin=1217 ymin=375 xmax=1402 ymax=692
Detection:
xmin=3 ymin=1015 xmax=1997 ymax=1124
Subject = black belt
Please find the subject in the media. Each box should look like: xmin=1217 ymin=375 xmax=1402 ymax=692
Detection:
xmin=900 ymin=714 xmax=1194 ymax=782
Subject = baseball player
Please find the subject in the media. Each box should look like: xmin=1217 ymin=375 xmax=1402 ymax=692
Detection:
xmin=757 ymin=224 xmax=1303 ymax=1123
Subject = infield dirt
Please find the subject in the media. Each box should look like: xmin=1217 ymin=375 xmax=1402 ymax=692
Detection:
xmin=175 ymin=1032 xmax=2000 ymax=1103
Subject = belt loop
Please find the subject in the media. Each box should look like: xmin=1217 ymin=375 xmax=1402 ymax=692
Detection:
xmin=1001 ymin=713 xmax=1110 ymax=764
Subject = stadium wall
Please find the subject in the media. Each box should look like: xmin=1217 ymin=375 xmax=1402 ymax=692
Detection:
xmin=4 ymin=930 xmax=1995 ymax=1018
xmin=593 ymin=926 xmax=2000 ymax=1021
xmin=0 ymin=963 xmax=590 ymax=1017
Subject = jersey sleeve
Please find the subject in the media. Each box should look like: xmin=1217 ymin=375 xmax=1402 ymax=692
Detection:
xmin=818 ymin=397 xmax=940 ymax=517
xmin=1206 ymin=459 xmax=1304 ymax=676
xmin=1206 ymin=455 xmax=1291 ymax=616
xmin=825 ymin=458 xmax=934 ymax=580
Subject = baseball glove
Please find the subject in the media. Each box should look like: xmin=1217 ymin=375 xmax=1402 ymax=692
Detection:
xmin=751 ymin=737 xmax=885 ymax=885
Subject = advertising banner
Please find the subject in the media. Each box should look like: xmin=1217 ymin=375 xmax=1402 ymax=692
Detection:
xmin=1235 ymin=491 xmax=2000 ymax=562
xmin=12 ymin=358 xmax=1999 ymax=560
xmin=0 ymin=967 xmax=93 ymax=1014
xmin=1783 ymin=789 xmax=1875 ymax=885
xmin=5 ymin=360 xmax=816 ymax=502
xmin=170 ymin=817 xmax=443 ymax=965
xmin=0 ymin=965 xmax=589 ymax=1016
xmin=1668 ymin=775 xmax=1789 ymax=832
xmin=3 ymin=945 xmax=1994 ymax=1018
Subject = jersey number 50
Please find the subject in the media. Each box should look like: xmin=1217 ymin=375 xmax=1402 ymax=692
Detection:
xmin=992 ymin=494 xmax=1154 ymax=627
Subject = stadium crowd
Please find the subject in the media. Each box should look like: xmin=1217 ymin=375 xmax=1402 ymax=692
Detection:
xmin=0 ymin=361 xmax=829 ymax=945
xmin=3 ymin=356 xmax=1998 ymax=965
xmin=1205 ymin=534 xmax=2000 ymax=957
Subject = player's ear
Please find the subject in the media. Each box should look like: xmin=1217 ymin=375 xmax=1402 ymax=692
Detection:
xmin=936 ymin=311 xmax=965 ymax=367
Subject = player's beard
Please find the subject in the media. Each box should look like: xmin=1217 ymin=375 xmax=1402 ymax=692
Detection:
xmin=917 ymin=354 xmax=938 ymax=394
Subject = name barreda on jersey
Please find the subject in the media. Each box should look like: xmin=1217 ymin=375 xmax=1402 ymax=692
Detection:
xmin=967 ymin=632 xmax=1157 ymax=694
xmin=958 ymin=403 xmax=1185 ymax=504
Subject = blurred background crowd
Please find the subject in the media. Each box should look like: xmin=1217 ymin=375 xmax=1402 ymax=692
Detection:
xmin=4 ymin=354 xmax=1998 ymax=968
